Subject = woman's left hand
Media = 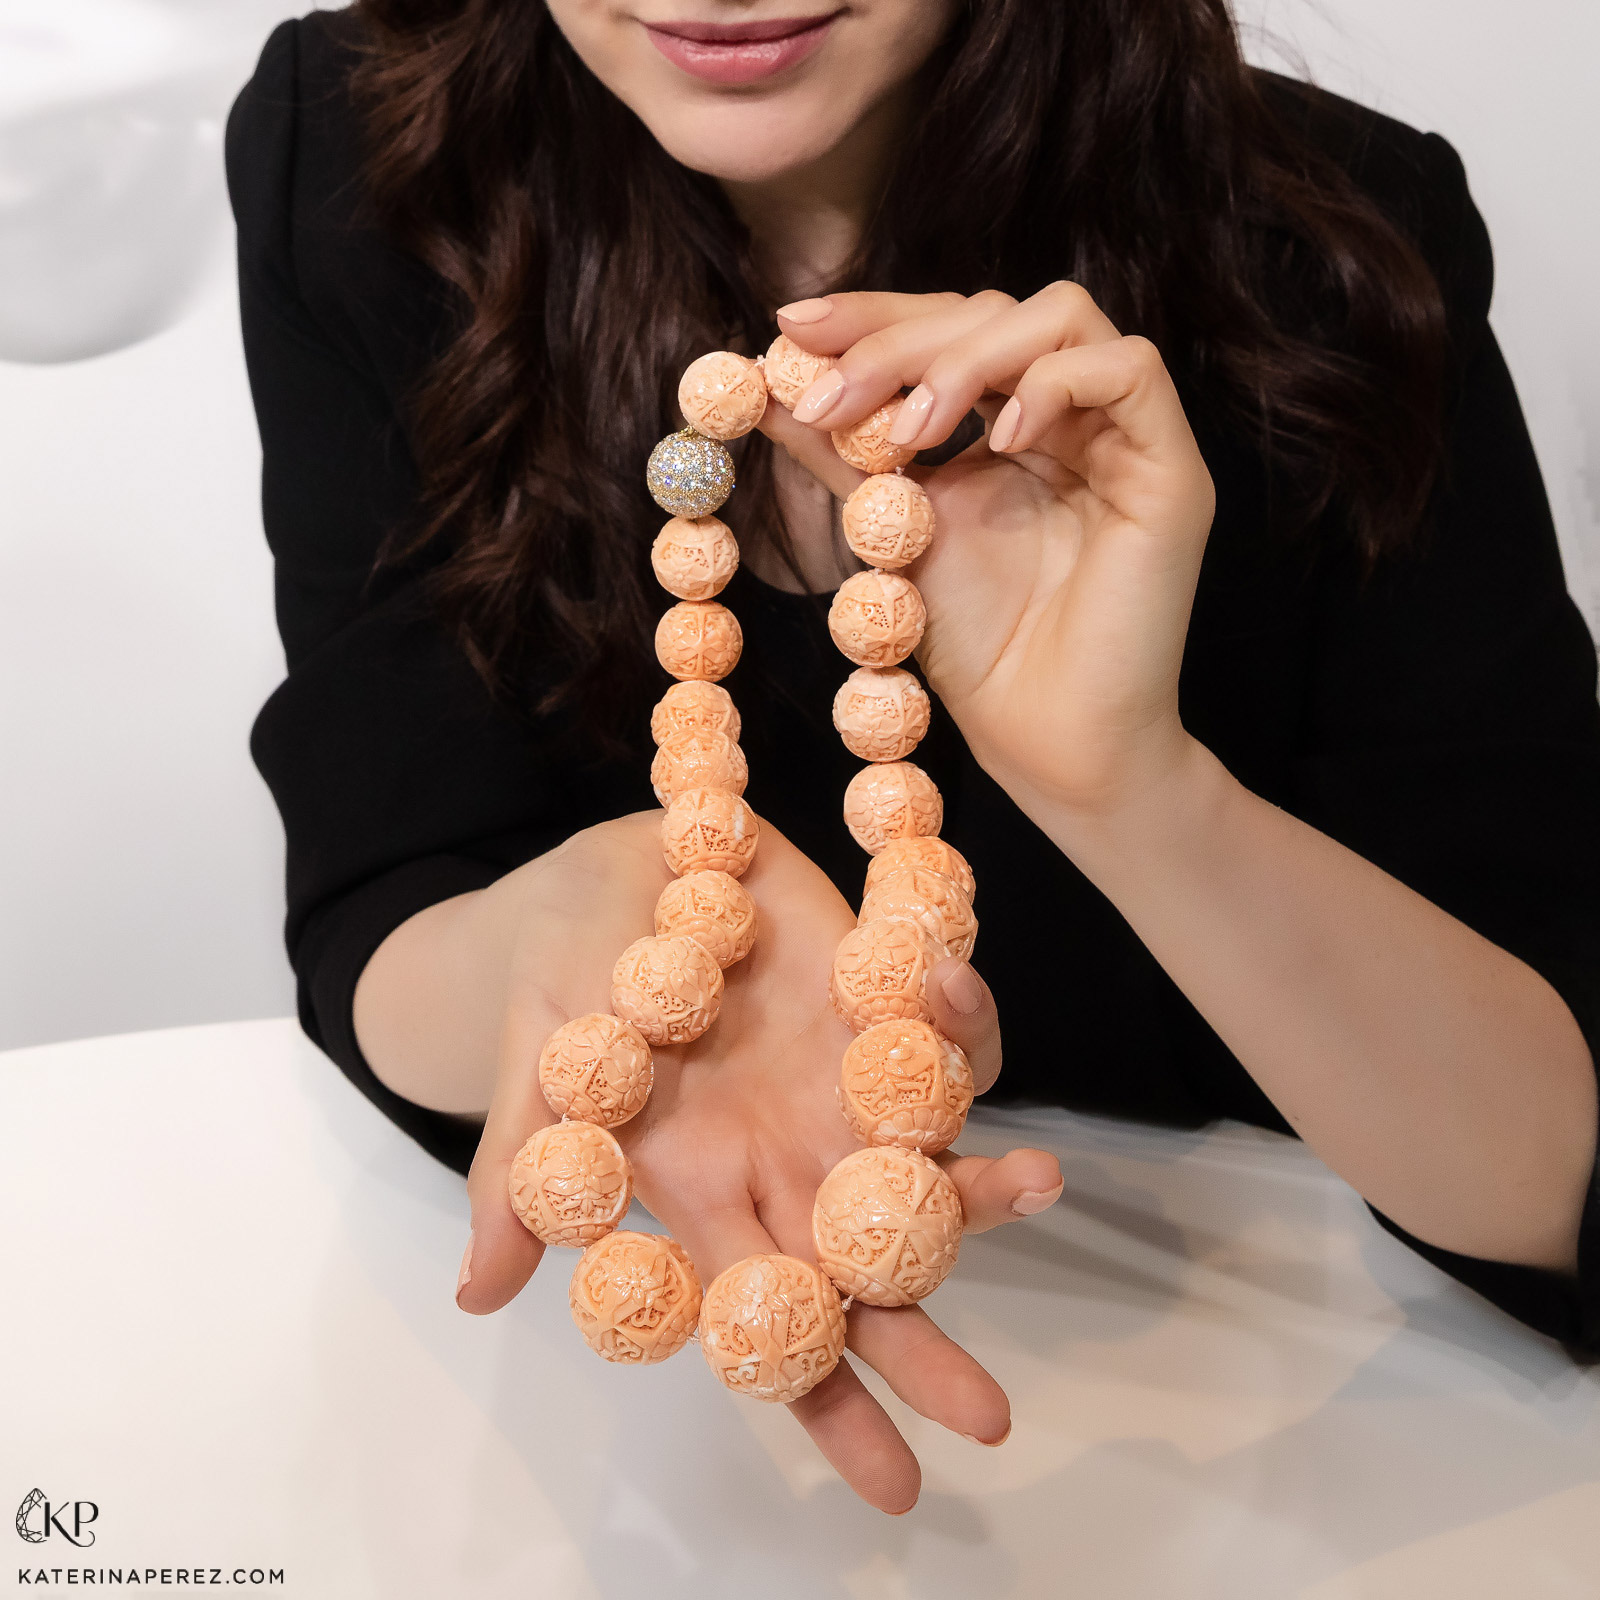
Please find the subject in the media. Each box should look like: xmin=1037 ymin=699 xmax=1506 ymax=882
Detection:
xmin=761 ymin=284 xmax=1215 ymax=821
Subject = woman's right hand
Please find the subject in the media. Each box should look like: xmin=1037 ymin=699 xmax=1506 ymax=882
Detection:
xmin=451 ymin=808 xmax=1063 ymax=1514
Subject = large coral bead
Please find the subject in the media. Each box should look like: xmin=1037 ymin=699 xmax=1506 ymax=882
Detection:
xmin=569 ymin=1231 xmax=703 ymax=1364
xmin=678 ymin=351 xmax=767 ymax=441
xmin=838 ymin=1018 xmax=974 ymax=1155
xmin=611 ymin=933 xmax=725 ymax=1046
xmin=812 ymin=1147 xmax=964 ymax=1307
xmin=827 ymin=569 xmax=926 ymax=668
xmin=864 ymin=835 xmax=976 ymax=902
xmin=832 ymin=401 xmax=917 ymax=475
xmin=652 ymin=515 xmax=740 ymax=601
xmin=537 ymin=1012 xmax=654 ymax=1128
xmin=650 ymin=680 xmax=741 ymax=745
xmin=763 ymin=333 xmax=832 ymax=409
xmin=842 ymin=761 xmax=943 ymax=854
xmin=508 ymin=1121 xmax=634 ymax=1248
xmin=859 ymin=862 xmax=978 ymax=963
xmin=841 ymin=474 xmax=936 ymax=570
xmin=662 ymin=787 xmax=760 ymax=877
xmin=650 ymin=729 xmax=748 ymax=805
xmin=655 ymin=600 xmax=743 ymax=682
xmin=699 ymin=1253 xmax=848 ymax=1403
xmin=654 ymin=868 xmax=757 ymax=968
xmin=832 ymin=666 xmax=931 ymax=763
xmin=830 ymin=916 xmax=938 ymax=1032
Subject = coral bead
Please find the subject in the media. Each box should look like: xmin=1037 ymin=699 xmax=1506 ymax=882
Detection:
xmin=654 ymin=869 xmax=758 ymax=968
xmin=830 ymin=916 xmax=939 ymax=1032
xmin=570 ymin=1231 xmax=703 ymax=1364
xmin=864 ymin=835 xmax=975 ymax=902
xmin=832 ymin=401 xmax=917 ymax=475
xmin=651 ymin=680 xmax=741 ymax=746
xmin=859 ymin=862 xmax=978 ymax=962
xmin=841 ymin=473 xmax=936 ymax=570
xmin=827 ymin=569 xmax=927 ymax=668
xmin=838 ymin=1017 xmax=974 ymax=1155
xmin=699 ymin=1253 xmax=848 ymax=1403
xmin=763 ymin=333 xmax=833 ymax=409
xmin=509 ymin=1121 xmax=634 ymax=1248
xmin=661 ymin=787 xmax=760 ymax=877
xmin=678 ymin=351 xmax=768 ymax=441
xmin=650 ymin=729 xmax=748 ymax=806
xmin=537 ymin=1012 xmax=654 ymax=1128
xmin=812 ymin=1147 xmax=964 ymax=1307
xmin=832 ymin=666 xmax=931 ymax=763
xmin=841 ymin=761 xmax=943 ymax=854
xmin=611 ymin=933 xmax=725 ymax=1046
xmin=651 ymin=515 xmax=740 ymax=601
xmin=647 ymin=428 xmax=735 ymax=518
xmin=655 ymin=599 xmax=743 ymax=682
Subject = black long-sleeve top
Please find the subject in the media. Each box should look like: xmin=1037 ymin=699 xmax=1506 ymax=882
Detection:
xmin=228 ymin=12 xmax=1600 ymax=1352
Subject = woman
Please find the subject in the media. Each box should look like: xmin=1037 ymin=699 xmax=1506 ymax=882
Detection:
xmin=228 ymin=0 xmax=1600 ymax=1513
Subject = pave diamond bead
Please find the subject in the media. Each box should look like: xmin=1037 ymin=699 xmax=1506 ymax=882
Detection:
xmin=647 ymin=428 xmax=735 ymax=518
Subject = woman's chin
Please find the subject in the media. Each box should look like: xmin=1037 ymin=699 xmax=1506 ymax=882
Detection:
xmin=644 ymin=105 xmax=858 ymax=186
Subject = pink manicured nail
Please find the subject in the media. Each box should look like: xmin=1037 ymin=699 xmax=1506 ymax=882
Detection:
xmin=794 ymin=367 xmax=846 ymax=423
xmin=962 ymin=1424 xmax=1012 ymax=1447
xmin=889 ymin=384 xmax=934 ymax=446
xmin=1012 ymin=1182 xmax=1064 ymax=1217
xmin=941 ymin=962 xmax=984 ymax=1015
xmin=989 ymin=396 xmax=1022 ymax=453
xmin=775 ymin=297 xmax=832 ymax=324
xmin=455 ymin=1233 xmax=475 ymax=1301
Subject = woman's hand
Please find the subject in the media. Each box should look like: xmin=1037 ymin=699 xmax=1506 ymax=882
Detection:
xmin=761 ymin=284 xmax=1216 ymax=821
xmin=455 ymin=809 xmax=1063 ymax=1514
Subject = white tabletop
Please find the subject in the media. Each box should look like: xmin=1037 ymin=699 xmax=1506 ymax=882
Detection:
xmin=4 ymin=1019 xmax=1596 ymax=1597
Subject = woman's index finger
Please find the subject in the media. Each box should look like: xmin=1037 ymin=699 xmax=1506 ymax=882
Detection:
xmin=775 ymin=290 xmax=976 ymax=355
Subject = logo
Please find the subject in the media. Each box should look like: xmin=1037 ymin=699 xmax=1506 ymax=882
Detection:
xmin=15 ymin=1488 xmax=99 ymax=1547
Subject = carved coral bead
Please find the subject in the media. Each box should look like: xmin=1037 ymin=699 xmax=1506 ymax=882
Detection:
xmin=678 ymin=351 xmax=767 ymax=441
xmin=537 ymin=1012 xmax=654 ymax=1128
xmin=508 ymin=1121 xmax=634 ymax=1248
xmin=812 ymin=1147 xmax=964 ymax=1307
xmin=832 ymin=666 xmax=931 ymax=763
xmin=832 ymin=402 xmax=917 ymax=475
xmin=661 ymin=787 xmax=760 ymax=877
xmin=841 ymin=761 xmax=943 ymax=854
xmin=763 ymin=333 xmax=833 ymax=409
xmin=651 ymin=515 xmax=740 ymax=601
xmin=838 ymin=1017 xmax=973 ymax=1155
xmin=864 ymin=835 xmax=975 ymax=902
xmin=859 ymin=862 xmax=977 ymax=963
xmin=654 ymin=868 xmax=757 ymax=968
xmin=827 ymin=569 xmax=927 ymax=668
xmin=829 ymin=915 xmax=938 ymax=1032
xmin=650 ymin=729 xmax=748 ymax=806
xmin=699 ymin=1253 xmax=848 ymax=1403
xmin=611 ymin=933 xmax=725 ymax=1046
xmin=841 ymin=472 xmax=935 ymax=570
xmin=650 ymin=680 xmax=741 ymax=746
xmin=655 ymin=600 xmax=743 ymax=682
xmin=570 ymin=1231 xmax=703 ymax=1364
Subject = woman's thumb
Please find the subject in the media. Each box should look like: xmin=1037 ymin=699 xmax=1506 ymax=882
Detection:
xmin=925 ymin=955 xmax=1002 ymax=1095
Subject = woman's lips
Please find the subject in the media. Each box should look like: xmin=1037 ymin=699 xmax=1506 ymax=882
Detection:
xmin=644 ymin=13 xmax=841 ymax=85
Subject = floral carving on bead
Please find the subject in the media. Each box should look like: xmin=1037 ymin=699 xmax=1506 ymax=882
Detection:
xmin=647 ymin=428 xmax=735 ymax=518
xmin=678 ymin=351 xmax=768 ymax=441
xmin=838 ymin=1017 xmax=973 ymax=1154
xmin=650 ymin=729 xmax=749 ymax=806
xmin=812 ymin=1147 xmax=964 ymax=1307
xmin=841 ymin=473 xmax=936 ymax=570
xmin=841 ymin=760 xmax=943 ymax=855
xmin=865 ymin=835 xmax=975 ymax=902
xmin=538 ymin=1012 xmax=654 ymax=1128
xmin=832 ymin=666 xmax=931 ymax=763
xmin=569 ymin=1231 xmax=703 ymax=1364
xmin=830 ymin=915 xmax=938 ymax=1032
xmin=655 ymin=599 xmax=743 ymax=682
xmin=763 ymin=333 xmax=833 ymax=409
xmin=652 ymin=515 xmax=740 ymax=601
xmin=827 ymin=569 xmax=927 ymax=668
xmin=699 ymin=1253 xmax=847 ymax=1403
xmin=859 ymin=862 xmax=978 ymax=962
xmin=832 ymin=401 xmax=917 ymax=475
xmin=661 ymin=787 xmax=760 ymax=877
xmin=655 ymin=868 xmax=757 ymax=968
xmin=651 ymin=680 xmax=741 ymax=746
xmin=509 ymin=1121 xmax=634 ymax=1248
xmin=611 ymin=933 xmax=725 ymax=1046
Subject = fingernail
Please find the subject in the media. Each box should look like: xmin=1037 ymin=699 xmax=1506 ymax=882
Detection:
xmin=941 ymin=962 xmax=984 ymax=1015
xmin=889 ymin=384 xmax=934 ymax=446
xmin=794 ymin=368 xmax=846 ymax=424
xmin=455 ymin=1233 xmax=474 ymax=1302
xmin=989 ymin=396 xmax=1022 ymax=453
xmin=1012 ymin=1182 xmax=1064 ymax=1217
xmin=962 ymin=1424 xmax=1012 ymax=1447
xmin=776 ymin=297 xmax=832 ymax=324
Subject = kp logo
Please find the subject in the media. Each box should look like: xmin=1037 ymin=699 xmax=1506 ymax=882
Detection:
xmin=15 ymin=1488 xmax=99 ymax=1547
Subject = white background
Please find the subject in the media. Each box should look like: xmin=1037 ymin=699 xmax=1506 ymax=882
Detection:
xmin=0 ymin=0 xmax=1596 ymax=1052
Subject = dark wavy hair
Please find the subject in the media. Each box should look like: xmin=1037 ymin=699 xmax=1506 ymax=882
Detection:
xmin=348 ymin=0 xmax=1447 ymax=720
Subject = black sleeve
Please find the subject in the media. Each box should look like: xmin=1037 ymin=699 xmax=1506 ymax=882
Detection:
xmin=226 ymin=18 xmax=622 ymax=1175
xmin=1288 ymin=134 xmax=1600 ymax=1352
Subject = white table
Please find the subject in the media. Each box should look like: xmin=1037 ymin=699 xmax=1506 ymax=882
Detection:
xmin=4 ymin=1020 xmax=1596 ymax=1597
